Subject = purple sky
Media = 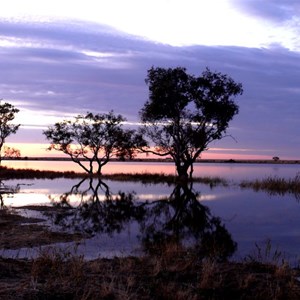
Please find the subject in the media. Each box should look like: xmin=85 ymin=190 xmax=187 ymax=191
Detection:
xmin=0 ymin=0 xmax=299 ymax=159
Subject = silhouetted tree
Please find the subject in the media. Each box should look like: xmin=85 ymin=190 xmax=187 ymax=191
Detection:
xmin=43 ymin=111 xmax=139 ymax=175
xmin=0 ymin=102 xmax=20 ymax=163
xmin=139 ymin=67 xmax=243 ymax=179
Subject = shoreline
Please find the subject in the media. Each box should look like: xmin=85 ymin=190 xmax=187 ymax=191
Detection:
xmin=2 ymin=157 xmax=300 ymax=164
xmin=1 ymin=207 xmax=300 ymax=299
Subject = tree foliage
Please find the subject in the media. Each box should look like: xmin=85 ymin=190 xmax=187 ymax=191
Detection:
xmin=139 ymin=67 xmax=243 ymax=179
xmin=43 ymin=111 xmax=138 ymax=175
xmin=3 ymin=146 xmax=21 ymax=158
xmin=0 ymin=102 xmax=20 ymax=162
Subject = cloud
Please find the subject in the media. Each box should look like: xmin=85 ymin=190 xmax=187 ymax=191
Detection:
xmin=0 ymin=20 xmax=148 ymax=115
xmin=231 ymin=0 xmax=300 ymax=23
xmin=0 ymin=19 xmax=299 ymax=158
xmin=229 ymin=0 xmax=300 ymax=50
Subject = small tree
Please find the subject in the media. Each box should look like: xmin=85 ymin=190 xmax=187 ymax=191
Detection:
xmin=139 ymin=67 xmax=243 ymax=179
xmin=0 ymin=102 xmax=20 ymax=163
xmin=3 ymin=146 xmax=21 ymax=159
xmin=43 ymin=111 xmax=138 ymax=175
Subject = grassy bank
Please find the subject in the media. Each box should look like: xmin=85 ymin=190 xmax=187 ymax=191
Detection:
xmin=2 ymin=166 xmax=300 ymax=196
xmin=0 ymin=165 xmax=228 ymax=185
xmin=1 ymin=244 xmax=300 ymax=300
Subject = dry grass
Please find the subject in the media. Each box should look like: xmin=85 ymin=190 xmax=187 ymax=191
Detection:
xmin=1 ymin=242 xmax=300 ymax=299
xmin=0 ymin=165 xmax=81 ymax=180
xmin=240 ymin=174 xmax=300 ymax=199
xmin=30 ymin=247 xmax=86 ymax=297
xmin=0 ymin=166 xmax=229 ymax=188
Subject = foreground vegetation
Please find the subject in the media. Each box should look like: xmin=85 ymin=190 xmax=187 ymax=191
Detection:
xmin=1 ymin=243 xmax=300 ymax=300
xmin=1 ymin=206 xmax=300 ymax=299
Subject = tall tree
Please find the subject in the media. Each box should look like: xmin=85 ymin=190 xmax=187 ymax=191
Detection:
xmin=43 ymin=111 xmax=138 ymax=175
xmin=139 ymin=67 xmax=243 ymax=179
xmin=0 ymin=102 xmax=20 ymax=163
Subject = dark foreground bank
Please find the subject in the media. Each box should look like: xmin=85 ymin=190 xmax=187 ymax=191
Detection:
xmin=1 ymin=209 xmax=300 ymax=300
xmin=1 ymin=246 xmax=300 ymax=300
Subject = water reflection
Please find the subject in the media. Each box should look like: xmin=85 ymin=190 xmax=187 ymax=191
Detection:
xmin=48 ymin=178 xmax=237 ymax=260
xmin=0 ymin=180 xmax=20 ymax=208
xmin=48 ymin=178 xmax=144 ymax=236
xmin=139 ymin=182 xmax=237 ymax=260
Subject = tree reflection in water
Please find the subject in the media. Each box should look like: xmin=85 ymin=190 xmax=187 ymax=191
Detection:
xmin=48 ymin=177 xmax=145 ymax=235
xmin=140 ymin=182 xmax=237 ymax=260
xmin=48 ymin=178 xmax=237 ymax=260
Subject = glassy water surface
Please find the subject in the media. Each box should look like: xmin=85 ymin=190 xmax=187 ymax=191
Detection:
xmin=1 ymin=161 xmax=300 ymax=262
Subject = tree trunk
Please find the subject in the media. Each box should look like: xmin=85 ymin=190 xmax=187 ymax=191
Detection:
xmin=88 ymin=159 xmax=94 ymax=174
xmin=176 ymin=163 xmax=189 ymax=181
xmin=96 ymin=168 xmax=102 ymax=176
xmin=0 ymin=142 xmax=3 ymax=165
xmin=189 ymin=161 xmax=194 ymax=179
xmin=96 ymin=164 xmax=102 ymax=176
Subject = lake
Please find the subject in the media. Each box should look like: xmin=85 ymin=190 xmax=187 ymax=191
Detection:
xmin=1 ymin=161 xmax=300 ymax=264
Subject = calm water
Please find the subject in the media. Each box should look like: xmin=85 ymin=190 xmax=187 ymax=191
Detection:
xmin=1 ymin=161 xmax=300 ymax=263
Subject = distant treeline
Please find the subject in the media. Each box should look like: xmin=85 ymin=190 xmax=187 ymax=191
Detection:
xmin=2 ymin=157 xmax=300 ymax=164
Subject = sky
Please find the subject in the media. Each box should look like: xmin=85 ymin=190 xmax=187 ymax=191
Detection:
xmin=0 ymin=0 xmax=299 ymax=160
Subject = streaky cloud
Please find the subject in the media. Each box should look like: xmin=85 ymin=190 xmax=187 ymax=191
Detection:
xmin=0 ymin=19 xmax=299 ymax=159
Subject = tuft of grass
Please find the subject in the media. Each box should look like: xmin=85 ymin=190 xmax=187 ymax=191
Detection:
xmin=30 ymin=246 xmax=86 ymax=298
xmin=244 ymin=239 xmax=286 ymax=266
xmin=102 ymin=172 xmax=177 ymax=185
xmin=240 ymin=174 xmax=300 ymax=199
xmin=194 ymin=176 xmax=228 ymax=187
xmin=0 ymin=165 xmax=81 ymax=180
xmin=103 ymin=173 xmax=229 ymax=187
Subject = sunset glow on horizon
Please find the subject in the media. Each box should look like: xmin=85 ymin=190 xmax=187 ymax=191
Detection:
xmin=4 ymin=142 xmax=288 ymax=162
